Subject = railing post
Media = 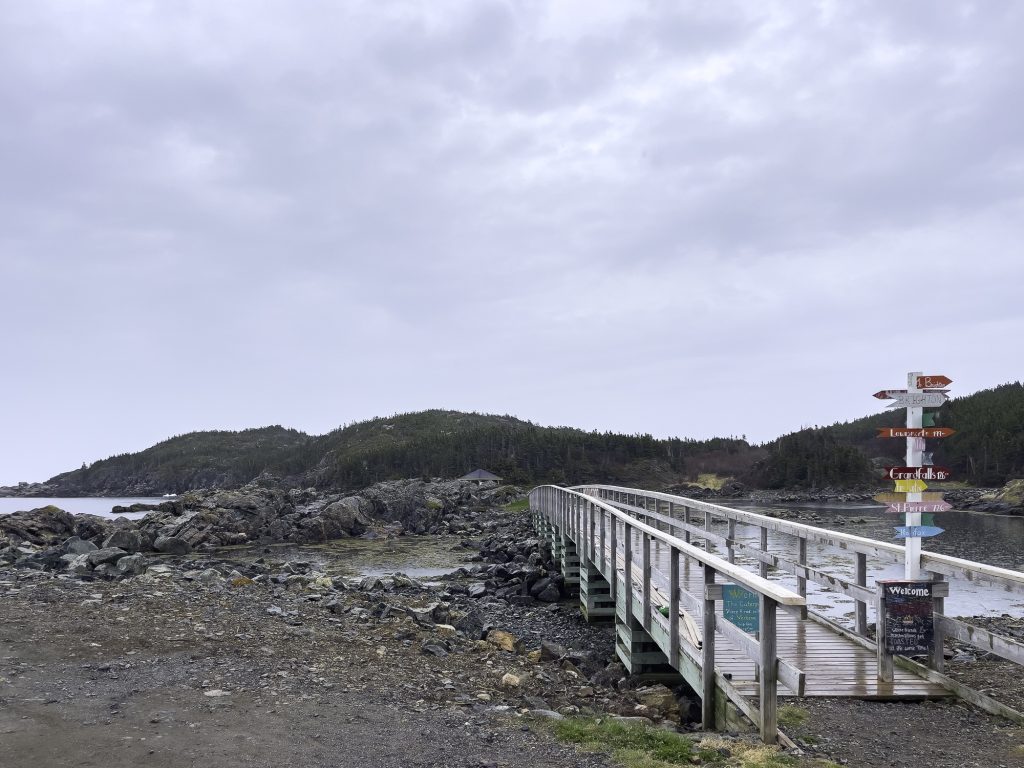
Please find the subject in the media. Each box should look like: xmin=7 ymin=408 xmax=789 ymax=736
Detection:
xmin=599 ymin=504 xmax=607 ymax=573
xmin=759 ymin=526 xmax=769 ymax=579
xmin=703 ymin=509 xmax=710 ymax=553
xmin=855 ymin=552 xmax=867 ymax=636
xmin=931 ymin=573 xmax=946 ymax=673
xmin=876 ymin=583 xmax=894 ymax=682
xmin=796 ymin=538 xmax=807 ymax=597
xmin=588 ymin=501 xmax=596 ymax=567
xmin=642 ymin=532 xmax=652 ymax=632
xmin=759 ymin=596 xmax=778 ymax=744
xmin=701 ymin=565 xmax=717 ymax=731
xmin=609 ymin=514 xmax=618 ymax=604
xmin=622 ymin=522 xmax=633 ymax=620
xmin=727 ymin=519 xmax=736 ymax=564
xmin=669 ymin=548 xmax=680 ymax=664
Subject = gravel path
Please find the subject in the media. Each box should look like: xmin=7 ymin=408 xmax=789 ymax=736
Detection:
xmin=788 ymin=698 xmax=1024 ymax=767
xmin=0 ymin=573 xmax=614 ymax=768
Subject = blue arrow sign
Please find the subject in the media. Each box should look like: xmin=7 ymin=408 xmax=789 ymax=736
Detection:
xmin=894 ymin=525 xmax=944 ymax=539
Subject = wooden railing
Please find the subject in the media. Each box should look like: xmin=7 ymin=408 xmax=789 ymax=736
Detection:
xmin=576 ymin=485 xmax=1024 ymax=696
xmin=529 ymin=485 xmax=806 ymax=743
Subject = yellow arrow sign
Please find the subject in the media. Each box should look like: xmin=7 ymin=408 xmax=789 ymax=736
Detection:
xmin=894 ymin=479 xmax=928 ymax=493
xmin=874 ymin=491 xmax=944 ymax=503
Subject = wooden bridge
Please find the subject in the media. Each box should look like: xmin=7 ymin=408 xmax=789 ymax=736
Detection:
xmin=529 ymin=484 xmax=1024 ymax=744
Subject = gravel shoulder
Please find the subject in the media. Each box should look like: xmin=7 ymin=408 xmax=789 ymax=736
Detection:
xmin=0 ymin=571 xmax=614 ymax=768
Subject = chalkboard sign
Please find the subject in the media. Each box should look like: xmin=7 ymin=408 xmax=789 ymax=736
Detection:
xmin=882 ymin=581 xmax=934 ymax=654
xmin=723 ymin=584 xmax=760 ymax=634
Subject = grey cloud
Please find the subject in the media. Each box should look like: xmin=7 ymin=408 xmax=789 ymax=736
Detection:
xmin=2 ymin=1 xmax=1023 ymax=483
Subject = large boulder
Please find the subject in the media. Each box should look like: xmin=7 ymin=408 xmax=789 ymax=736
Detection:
xmin=62 ymin=536 xmax=98 ymax=555
xmin=86 ymin=547 xmax=129 ymax=567
xmin=72 ymin=514 xmax=119 ymax=544
xmin=115 ymin=553 xmax=148 ymax=576
xmin=153 ymin=535 xmax=192 ymax=555
xmin=299 ymin=496 xmax=373 ymax=540
xmin=102 ymin=529 xmax=143 ymax=553
xmin=0 ymin=506 xmax=76 ymax=545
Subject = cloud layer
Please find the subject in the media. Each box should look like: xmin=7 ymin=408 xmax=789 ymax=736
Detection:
xmin=2 ymin=1 xmax=1023 ymax=484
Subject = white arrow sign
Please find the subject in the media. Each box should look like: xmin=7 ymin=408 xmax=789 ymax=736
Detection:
xmin=886 ymin=392 xmax=948 ymax=409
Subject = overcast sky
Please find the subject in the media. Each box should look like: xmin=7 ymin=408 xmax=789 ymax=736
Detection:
xmin=2 ymin=1 xmax=1023 ymax=485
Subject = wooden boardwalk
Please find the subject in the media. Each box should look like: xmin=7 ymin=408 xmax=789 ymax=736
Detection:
xmin=575 ymin=536 xmax=952 ymax=711
xmin=636 ymin=544 xmax=950 ymax=699
xmin=531 ymin=484 xmax=1024 ymax=741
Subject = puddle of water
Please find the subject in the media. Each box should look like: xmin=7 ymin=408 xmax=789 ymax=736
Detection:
xmin=213 ymin=535 xmax=474 ymax=580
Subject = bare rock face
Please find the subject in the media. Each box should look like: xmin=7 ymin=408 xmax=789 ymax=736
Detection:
xmin=127 ymin=478 xmax=489 ymax=550
xmin=298 ymin=496 xmax=373 ymax=539
xmin=0 ymin=506 xmax=86 ymax=546
xmin=992 ymin=479 xmax=1024 ymax=510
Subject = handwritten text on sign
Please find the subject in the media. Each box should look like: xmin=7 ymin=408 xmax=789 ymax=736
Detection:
xmin=722 ymin=584 xmax=760 ymax=634
xmin=883 ymin=581 xmax=934 ymax=655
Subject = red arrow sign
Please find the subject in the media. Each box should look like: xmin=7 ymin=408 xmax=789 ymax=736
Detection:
xmin=885 ymin=466 xmax=953 ymax=481
xmin=877 ymin=427 xmax=956 ymax=438
xmin=916 ymin=375 xmax=952 ymax=389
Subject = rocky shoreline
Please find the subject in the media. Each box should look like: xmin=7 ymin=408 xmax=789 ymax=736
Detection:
xmin=3 ymin=484 xmax=1024 ymax=767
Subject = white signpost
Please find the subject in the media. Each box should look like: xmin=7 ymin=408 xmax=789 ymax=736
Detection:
xmin=903 ymin=372 xmax=925 ymax=578
xmin=874 ymin=371 xmax=953 ymax=578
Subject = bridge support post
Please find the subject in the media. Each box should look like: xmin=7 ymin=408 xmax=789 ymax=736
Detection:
xmin=614 ymin=612 xmax=680 ymax=682
xmin=579 ymin=561 xmax=614 ymax=623
xmin=560 ymin=535 xmax=580 ymax=595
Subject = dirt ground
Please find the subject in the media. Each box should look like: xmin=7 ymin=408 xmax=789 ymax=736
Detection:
xmin=4 ymin=552 xmax=1024 ymax=768
xmin=0 ymin=572 xmax=615 ymax=768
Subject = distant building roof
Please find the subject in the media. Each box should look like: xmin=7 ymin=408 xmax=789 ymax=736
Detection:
xmin=459 ymin=469 xmax=501 ymax=482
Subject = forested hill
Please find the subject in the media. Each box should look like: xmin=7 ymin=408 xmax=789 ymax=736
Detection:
xmin=16 ymin=384 xmax=1024 ymax=496
xmin=747 ymin=382 xmax=1024 ymax=488
xmin=29 ymin=410 xmax=759 ymax=496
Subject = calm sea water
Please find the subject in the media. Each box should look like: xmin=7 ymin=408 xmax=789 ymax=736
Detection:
xmin=644 ymin=500 xmax=1024 ymax=621
xmin=0 ymin=497 xmax=165 ymax=519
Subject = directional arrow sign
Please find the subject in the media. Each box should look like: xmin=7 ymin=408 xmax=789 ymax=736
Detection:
xmin=916 ymin=375 xmax=952 ymax=389
xmin=885 ymin=466 xmax=953 ymax=481
xmin=874 ymin=389 xmax=950 ymax=399
xmin=894 ymin=479 xmax=928 ymax=493
xmin=885 ymin=501 xmax=953 ymax=514
xmin=886 ymin=392 xmax=948 ymax=409
xmin=894 ymin=525 xmax=944 ymax=539
xmin=875 ymin=491 xmax=944 ymax=504
xmin=876 ymin=427 xmax=956 ymax=439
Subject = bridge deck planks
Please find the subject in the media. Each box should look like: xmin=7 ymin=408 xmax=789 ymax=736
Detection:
xmin=598 ymin=534 xmax=950 ymax=700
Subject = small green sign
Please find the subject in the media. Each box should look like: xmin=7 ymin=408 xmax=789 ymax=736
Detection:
xmin=723 ymin=584 xmax=760 ymax=634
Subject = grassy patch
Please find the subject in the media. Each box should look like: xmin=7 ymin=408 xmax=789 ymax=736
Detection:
xmin=502 ymin=497 xmax=530 ymax=513
xmin=546 ymin=717 xmax=809 ymax=768
xmin=777 ymin=705 xmax=809 ymax=730
xmin=550 ymin=717 xmax=699 ymax=766
xmin=696 ymin=736 xmax=797 ymax=767
xmin=694 ymin=474 xmax=728 ymax=490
